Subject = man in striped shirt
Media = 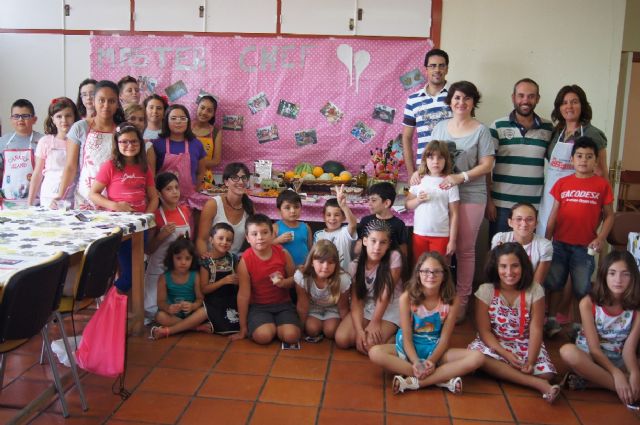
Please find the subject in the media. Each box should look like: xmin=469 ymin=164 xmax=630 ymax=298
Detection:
xmin=486 ymin=78 xmax=553 ymax=238
xmin=401 ymin=48 xmax=452 ymax=184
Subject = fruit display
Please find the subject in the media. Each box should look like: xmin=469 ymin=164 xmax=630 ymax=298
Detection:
xmin=294 ymin=162 xmax=314 ymax=176
xmin=322 ymin=160 xmax=345 ymax=175
xmin=282 ymin=161 xmax=356 ymax=190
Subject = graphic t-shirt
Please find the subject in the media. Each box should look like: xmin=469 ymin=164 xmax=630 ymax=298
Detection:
xmin=95 ymin=161 xmax=154 ymax=212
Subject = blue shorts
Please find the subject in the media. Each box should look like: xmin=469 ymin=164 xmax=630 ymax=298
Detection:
xmin=544 ymin=241 xmax=594 ymax=299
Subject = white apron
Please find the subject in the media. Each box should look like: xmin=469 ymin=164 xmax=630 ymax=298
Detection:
xmin=75 ymin=125 xmax=114 ymax=210
xmin=39 ymin=136 xmax=69 ymax=207
xmin=537 ymin=126 xmax=582 ymax=236
xmin=143 ymin=206 xmax=190 ymax=319
xmin=2 ymin=132 xmax=34 ymax=206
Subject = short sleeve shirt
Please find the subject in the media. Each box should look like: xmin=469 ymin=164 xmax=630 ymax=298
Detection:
xmin=491 ymin=232 xmax=553 ymax=272
xmin=152 ymin=138 xmax=206 ymax=184
xmin=294 ymin=269 xmax=351 ymax=307
xmin=94 ymin=161 xmax=154 ymax=212
xmin=475 ymin=282 xmax=545 ymax=312
xmin=357 ymin=215 xmax=408 ymax=247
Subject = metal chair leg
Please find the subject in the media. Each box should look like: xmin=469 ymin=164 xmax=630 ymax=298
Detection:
xmin=41 ymin=328 xmax=70 ymax=418
xmin=55 ymin=312 xmax=88 ymax=411
xmin=0 ymin=354 xmax=5 ymax=391
xmin=39 ymin=323 xmax=47 ymax=365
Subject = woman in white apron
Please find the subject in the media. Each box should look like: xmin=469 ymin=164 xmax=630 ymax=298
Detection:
xmin=537 ymin=85 xmax=608 ymax=236
xmin=53 ymin=80 xmax=125 ymax=210
xmin=28 ymin=97 xmax=80 ymax=207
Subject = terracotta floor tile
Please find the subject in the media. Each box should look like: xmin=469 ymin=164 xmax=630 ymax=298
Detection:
xmin=500 ymin=381 xmax=543 ymax=398
xmin=158 ymin=347 xmax=221 ymax=371
xmin=259 ymin=377 xmax=323 ymax=406
xmin=126 ymin=340 xmax=171 ymax=366
xmin=450 ymin=332 xmax=476 ymax=348
xmin=0 ymin=407 xmax=20 ymax=424
xmin=385 ymin=385 xmax=448 ymax=417
xmin=278 ymin=339 xmax=333 ymax=359
xmin=1 ymin=353 xmax=38 ymax=384
xmin=387 ymin=414 xmax=451 ymax=425
xmin=198 ymin=372 xmax=265 ymax=400
xmin=461 ymin=374 xmax=503 ymax=394
xmin=106 ymin=421 xmax=152 ymax=425
xmin=249 ymin=402 xmax=317 ymax=425
xmin=326 ymin=359 xmax=383 ymax=386
xmin=508 ymin=394 xmax=579 ymax=424
xmin=570 ymin=400 xmax=639 ymax=425
xmin=270 ymin=356 xmax=328 ymax=380
xmin=29 ymin=412 xmax=104 ymax=424
xmin=447 ymin=393 xmax=514 ymax=421
xmin=452 ymin=420 xmax=515 ymax=425
xmin=0 ymin=377 xmax=52 ymax=408
xmin=113 ymin=391 xmax=190 ymax=423
xmin=562 ymin=387 xmax=621 ymax=403
xmin=330 ymin=347 xmax=370 ymax=362
xmin=179 ymin=397 xmax=252 ymax=425
xmin=47 ymin=383 xmax=122 ymax=417
xmin=137 ymin=367 xmax=207 ymax=395
xmin=13 ymin=336 xmax=44 ymax=355
xmin=227 ymin=338 xmax=280 ymax=355
xmin=318 ymin=408 xmax=384 ymax=425
xmin=81 ymin=364 xmax=150 ymax=390
xmin=323 ymin=381 xmax=383 ymax=411
xmin=174 ymin=332 xmax=229 ymax=352
xmin=215 ymin=352 xmax=274 ymax=375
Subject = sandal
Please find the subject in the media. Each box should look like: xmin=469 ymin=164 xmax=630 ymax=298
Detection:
xmin=392 ymin=375 xmax=420 ymax=394
xmin=436 ymin=376 xmax=462 ymax=394
xmin=149 ymin=326 xmax=170 ymax=340
xmin=542 ymin=384 xmax=561 ymax=404
xmin=562 ymin=372 xmax=587 ymax=391
xmin=304 ymin=334 xmax=324 ymax=343
xmin=195 ymin=322 xmax=214 ymax=334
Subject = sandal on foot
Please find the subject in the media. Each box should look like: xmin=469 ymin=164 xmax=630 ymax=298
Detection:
xmin=392 ymin=375 xmax=420 ymax=394
xmin=542 ymin=384 xmax=561 ymax=404
xmin=436 ymin=376 xmax=462 ymax=394
xmin=149 ymin=326 xmax=170 ymax=340
xmin=195 ymin=322 xmax=214 ymax=334
xmin=562 ymin=372 xmax=587 ymax=391
xmin=304 ymin=334 xmax=324 ymax=343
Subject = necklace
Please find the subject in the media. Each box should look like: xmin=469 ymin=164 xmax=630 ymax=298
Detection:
xmin=224 ymin=195 xmax=243 ymax=211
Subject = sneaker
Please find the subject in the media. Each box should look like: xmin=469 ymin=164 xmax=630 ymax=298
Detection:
xmin=544 ymin=318 xmax=562 ymax=338
xmin=563 ymin=372 xmax=587 ymax=390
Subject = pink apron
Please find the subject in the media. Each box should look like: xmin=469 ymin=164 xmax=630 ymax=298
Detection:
xmin=158 ymin=138 xmax=208 ymax=210
xmin=2 ymin=132 xmax=35 ymax=206
xmin=75 ymin=124 xmax=114 ymax=210
xmin=39 ymin=136 xmax=69 ymax=207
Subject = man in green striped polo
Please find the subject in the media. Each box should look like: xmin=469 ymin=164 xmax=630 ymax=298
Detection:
xmin=486 ymin=78 xmax=553 ymax=238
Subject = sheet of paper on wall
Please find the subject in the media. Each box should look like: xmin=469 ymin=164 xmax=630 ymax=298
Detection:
xmin=254 ymin=160 xmax=272 ymax=184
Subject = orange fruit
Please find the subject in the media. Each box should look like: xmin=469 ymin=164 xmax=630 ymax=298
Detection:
xmin=339 ymin=171 xmax=352 ymax=181
xmin=312 ymin=166 xmax=324 ymax=178
xmin=284 ymin=171 xmax=295 ymax=179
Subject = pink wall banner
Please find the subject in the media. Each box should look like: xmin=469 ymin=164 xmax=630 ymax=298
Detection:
xmin=90 ymin=35 xmax=433 ymax=176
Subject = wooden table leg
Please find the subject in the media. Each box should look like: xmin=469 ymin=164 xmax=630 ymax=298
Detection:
xmin=130 ymin=232 xmax=144 ymax=336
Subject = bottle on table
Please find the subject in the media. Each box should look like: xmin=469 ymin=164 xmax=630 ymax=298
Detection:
xmin=356 ymin=165 xmax=368 ymax=189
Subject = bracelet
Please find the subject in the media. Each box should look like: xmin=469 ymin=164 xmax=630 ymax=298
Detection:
xmin=462 ymin=171 xmax=470 ymax=183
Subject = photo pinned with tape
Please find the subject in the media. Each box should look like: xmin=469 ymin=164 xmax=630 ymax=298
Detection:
xmin=277 ymin=100 xmax=300 ymax=119
xmin=138 ymin=76 xmax=157 ymax=97
xmin=320 ymin=101 xmax=344 ymax=124
xmin=197 ymin=89 xmax=219 ymax=103
xmin=256 ymin=124 xmax=279 ymax=144
xmin=351 ymin=121 xmax=376 ymax=144
xmin=295 ymin=129 xmax=318 ymax=147
xmin=248 ymin=92 xmax=270 ymax=115
xmin=399 ymin=68 xmax=425 ymax=90
xmin=222 ymin=115 xmax=244 ymax=131
xmin=372 ymin=104 xmax=396 ymax=124
xmin=165 ymin=80 xmax=188 ymax=102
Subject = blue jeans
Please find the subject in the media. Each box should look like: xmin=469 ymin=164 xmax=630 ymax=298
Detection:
xmin=544 ymin=241 xmax=594 ymax=299
xmin=115 ymin=231 xmax=148 ymax=292
xmin=488 ymin=206 xmax=511 ymax=241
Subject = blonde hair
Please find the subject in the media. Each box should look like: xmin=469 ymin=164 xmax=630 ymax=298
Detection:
xmin=300 ymin=240 xmax=343 ymax=304
xmin=406 ymin=251 xmax=455 ymax=306
xmin=417 ymin=140 xmax=453 ymax=177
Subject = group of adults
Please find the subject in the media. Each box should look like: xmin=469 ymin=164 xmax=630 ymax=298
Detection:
xmin=401 ymin=48 xmax=607 ymax=319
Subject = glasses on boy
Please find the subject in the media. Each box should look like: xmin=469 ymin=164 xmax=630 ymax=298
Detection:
xmin=11 ymin=114 xmax=34 ymax=121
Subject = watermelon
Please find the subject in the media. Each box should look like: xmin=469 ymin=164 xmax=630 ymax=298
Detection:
xmin=294 ymin=162 xmax=314 ymax=175
xmin=322 ymin=160 xmax=345 ymax=175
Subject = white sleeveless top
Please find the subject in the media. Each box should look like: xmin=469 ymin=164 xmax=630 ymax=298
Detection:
xmin=213 ymin=195 xmax=247 ymax=254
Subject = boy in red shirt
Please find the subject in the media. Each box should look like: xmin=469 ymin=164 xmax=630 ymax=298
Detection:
xmin=544 ymin=136 xmax=614 ymax=334
xmin=230 ymin=214 xmax=301 ymax=345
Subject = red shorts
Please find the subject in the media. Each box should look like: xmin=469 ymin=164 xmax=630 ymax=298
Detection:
xmin=412 ymin=234 xmax=449 ymax=265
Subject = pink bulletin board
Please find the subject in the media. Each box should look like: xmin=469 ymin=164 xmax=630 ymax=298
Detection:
xmin=91 ymin=35 xmax=433 ymax=177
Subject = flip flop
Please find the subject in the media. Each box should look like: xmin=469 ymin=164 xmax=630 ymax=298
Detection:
xmin=543 ymin=384 xmax=561 ymax=404
xmin=392 ymin=375 xmax=420 ymax=394
xmin=149 ymin=326 xmax=170 ymax=340
xmin=436 ymin=376 xmax=462 ymax=394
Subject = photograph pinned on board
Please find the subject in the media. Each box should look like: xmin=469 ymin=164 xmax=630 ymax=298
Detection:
xmin=256 ymin=124 xmax=279 ymax=144
xmin=197 ymin=89 xmax=218 ymax=103
xmin=351 ymin=121 xmax=376 ymax=144
xmin=137 ymin=76 xmax=157 ymax=97
xmin=399 ymin=68 xmax=425 ymax=90
xmin=222 ymin=115 xmax=244 ymax=131
xmin=247 ymin=92 xmax=270 ymax=115
xmin=294 ymin=129 xmax=318 ymax=147
xmin=165 ymin=80 xmax=188 ymax=102
xmin=372 ymin=104 xmax=396 ymax=124
xmin=277 ymin=100 xmax=300 ymax=119
xmin=319 ymin=101 xmax=344 ymax=124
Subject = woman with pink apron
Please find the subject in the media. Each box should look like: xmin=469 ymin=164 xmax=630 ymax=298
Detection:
xmin=2 ymin=132 xmax=36 ymax=207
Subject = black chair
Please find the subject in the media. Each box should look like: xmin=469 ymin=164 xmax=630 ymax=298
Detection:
xmin=0 ymin=252 xmax=71 ymax=417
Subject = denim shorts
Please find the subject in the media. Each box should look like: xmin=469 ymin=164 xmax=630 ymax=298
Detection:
xmin=544 ymin=241 xmax=595 ymax=299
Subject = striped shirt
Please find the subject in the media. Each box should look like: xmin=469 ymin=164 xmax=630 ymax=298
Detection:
xmin=490 ymin=112 xmax=552 ymax=208
xmin=402 ymin=85 xmax=452 ymax=166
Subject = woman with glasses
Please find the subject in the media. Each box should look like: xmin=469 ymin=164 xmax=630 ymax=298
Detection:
xmin=197 ymin=162 xmax=255 ymax=256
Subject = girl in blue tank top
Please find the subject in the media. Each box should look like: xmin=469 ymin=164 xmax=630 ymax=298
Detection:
xmin=368 ymin=252 xmax=483 ymax=395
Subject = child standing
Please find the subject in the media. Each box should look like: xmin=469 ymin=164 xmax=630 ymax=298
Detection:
xmin=230 ymin=214 xmax=301 ymax=345
xmin=76 ymin=78 xmax=97 ymax=119
xmin=124 ymin=103 xmax=156 ymax=177
xmin=469 ymin=242 xmax=560 ymax=403
xmin=90 ymin=123 xmax=159 ymax=292
xmin=151 ymin=237 xmax=211 ymax=339
xmin=143 ymin=94 xmax=167 ymax=140
xmin=405 ymin=140 xmax=459 ymax=262
xmin=369 ymin=252 xmax=483 ymax=394
xmin=192 ymin=95 xmax=222 ymax=171
xmin=313 ymin=185 xmax=357 ymax=272
xmin=273 ymin=190 xmax=312 ymax=267
xmin=0 ymin=99 xmax=44 ymax=205
xmin=144 ymin=172 xmax=191 ymax=322
xmin=560 ymin=251 xmax=640 ymax=409
xmin=295 ymin=240 xmax=351 ymax=340
xmin=335 ymin=219 xmax=403 ymax=354
xmin=544 ymin=136 xmax=614 ymax=334
xmin=28 ymin=97 xmax=80 ymax=207
xmin=200 ymin=223 xmax=240 ymax=334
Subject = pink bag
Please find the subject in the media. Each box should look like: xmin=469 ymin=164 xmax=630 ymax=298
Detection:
xmin=76 ymin=286 xmax=127 ymax=377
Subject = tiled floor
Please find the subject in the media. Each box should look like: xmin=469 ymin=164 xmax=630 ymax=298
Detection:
xmin=2 ymin=312 xmax=639 ymax=424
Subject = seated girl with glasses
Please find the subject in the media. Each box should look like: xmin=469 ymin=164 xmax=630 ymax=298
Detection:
xmin=197 ymin=162 xmax=255 ymax=257
xmin=491 ymin=203 xmax=552 ymax=286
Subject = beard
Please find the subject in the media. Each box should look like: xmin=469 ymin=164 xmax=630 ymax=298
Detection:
xmin=515 ymin=103 xmax=535 ymax=117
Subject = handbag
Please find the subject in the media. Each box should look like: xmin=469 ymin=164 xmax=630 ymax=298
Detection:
xmin=76 ymin=286 xmax=127 ymax=377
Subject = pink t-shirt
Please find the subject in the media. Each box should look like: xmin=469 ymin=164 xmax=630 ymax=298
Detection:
xmin=34 ymin=135 xmax=66 ymax=176
xmin=95 ymin=161 xmax=154 ymax=213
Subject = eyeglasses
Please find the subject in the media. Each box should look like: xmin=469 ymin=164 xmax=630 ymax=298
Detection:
xmin=118 ymin=139 xmax=140 ymax=146
xmin=512 ymin=217 xmax=536 ymax=224
xmin=169 ymin=116 xmax=188 ymax=122
xmin=80 ymin=92 xmax=95 ymax=99
xmin=419 ymin=269 xmax=444 ymax=276
xmin=10 ymin=114 xmax=33 ymax=120
xmin=426 ymin=63 xmax=447 ymax=70
xmin=228 ymin=174 xmax=249 ymax=182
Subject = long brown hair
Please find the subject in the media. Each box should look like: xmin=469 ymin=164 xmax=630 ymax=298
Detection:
xmin=300 ymin=240 xmax=344 ymax=305
xmin=592 ymin=251 xmax=640 ymax=310
xmin=354 ymin=219 xmax=395 ymax=301
xmin=406 ymin=252 xmax=455 ymax=306
xmin=112 ymin=122 xmax=148 ymax=172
